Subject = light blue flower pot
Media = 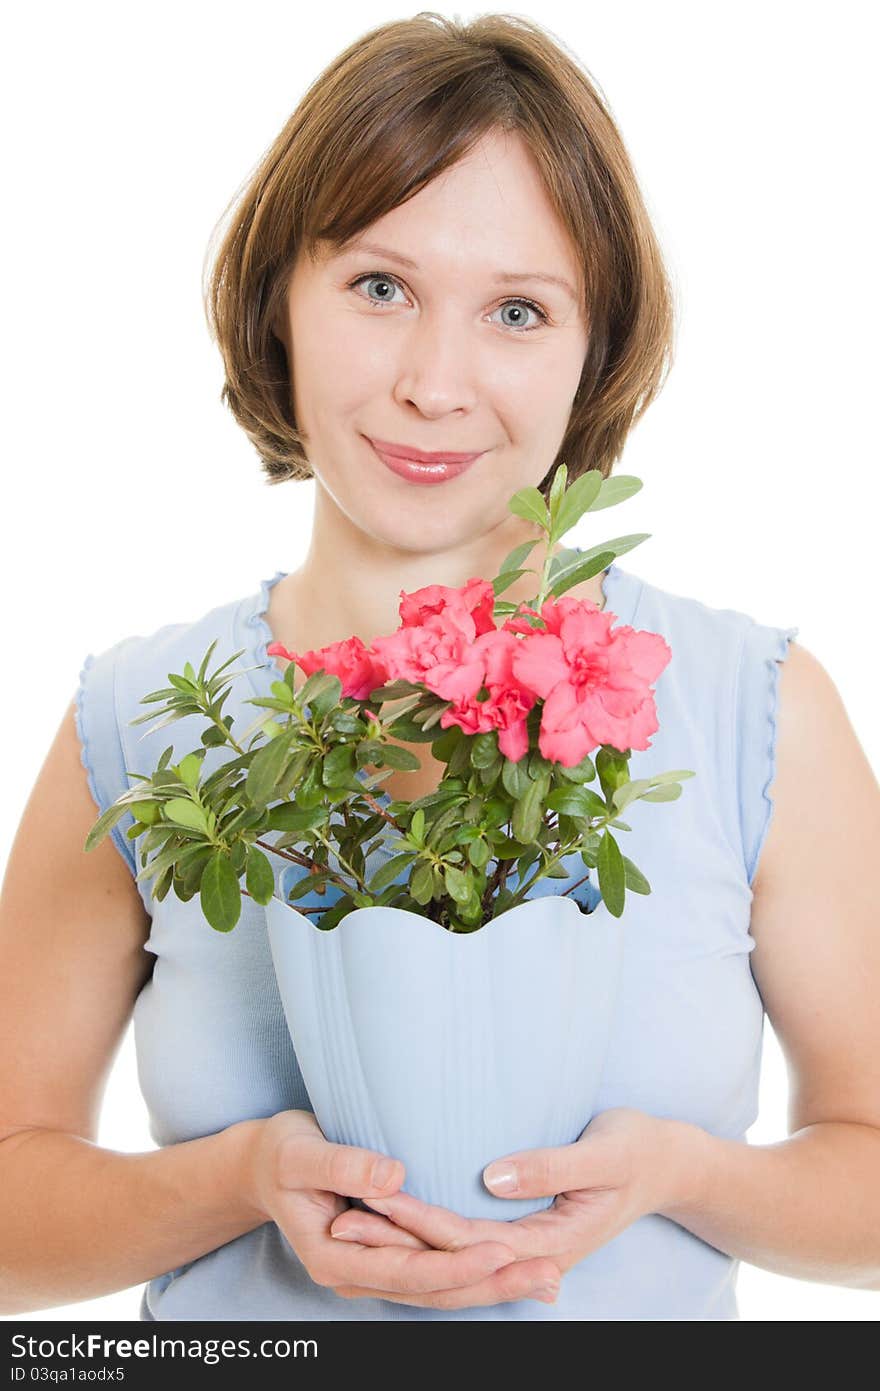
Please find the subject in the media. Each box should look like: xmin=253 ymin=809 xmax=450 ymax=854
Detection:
xmin=265 ymin=862 xmax=625 ymax=1221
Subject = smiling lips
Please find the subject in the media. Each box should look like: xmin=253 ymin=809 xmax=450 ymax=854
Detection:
xmin=366 ymin=435 xmax=486 ymax=484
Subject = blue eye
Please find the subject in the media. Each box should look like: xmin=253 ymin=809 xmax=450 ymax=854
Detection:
xmin=491 ymin=300 xmax=548 ymax=331
xmin=347 ymin=271 xmax=549 ymax=332
xmin=348 ymin=272 xmax=407 ymax=307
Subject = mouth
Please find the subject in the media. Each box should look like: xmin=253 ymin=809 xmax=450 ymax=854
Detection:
xmin=364 ymin=435 xmax=485 ymax=485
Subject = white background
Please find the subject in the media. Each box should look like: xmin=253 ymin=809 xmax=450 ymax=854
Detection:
xmin=2 ymin=0 xmax=877 ymax=1321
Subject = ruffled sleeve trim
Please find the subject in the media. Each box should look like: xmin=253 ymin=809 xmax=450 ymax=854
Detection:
xmin=740 ymin=621 xmax=800 ymax=888
xmin=74 ymin=648 xmax=138 ymax=877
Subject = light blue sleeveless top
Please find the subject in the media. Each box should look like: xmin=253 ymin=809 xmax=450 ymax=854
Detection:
xmin=75 ymin=560 xmax=798 ymax=1321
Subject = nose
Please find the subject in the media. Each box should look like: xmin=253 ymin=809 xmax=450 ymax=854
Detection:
xmin=391 ymin=306 xmax=480 ymax=418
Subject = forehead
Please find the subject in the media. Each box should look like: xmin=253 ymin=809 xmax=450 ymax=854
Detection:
xmin=314 ymin=130 xmax=583 ymax=296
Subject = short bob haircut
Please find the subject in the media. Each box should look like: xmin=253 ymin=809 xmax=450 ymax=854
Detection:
xmin=204 ymin=11 xmax=676 ymax=497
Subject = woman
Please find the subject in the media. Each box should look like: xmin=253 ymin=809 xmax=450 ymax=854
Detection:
xmin=1 ymin=13 xmax=878 ymax=1321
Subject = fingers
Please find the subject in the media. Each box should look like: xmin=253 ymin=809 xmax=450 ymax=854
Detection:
xmin=359 ymin=1189 xmax=546 ymax=1258
xmin=333 ymin=1257 xmax=563 ymax=1310
xmin=279 ymin=1131 xmax=405 ymax=1200
xmin=331 ymin=1212 xmax=430 ymax=1250
xmin=325 ymin=1238 xmax=527 ymax=1296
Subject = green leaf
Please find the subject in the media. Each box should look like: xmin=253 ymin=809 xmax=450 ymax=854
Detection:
xmin=246 ymin=728 xmax=293 ymax=806
xmin=137 ymin=834 xmax=204 ymax=887
xmin=470 ymin=732 xmax=498 ymax=769
xmin=590 ymin=474 xmax=643 ymax=512
xmin=200 ymin=851 xmax=242 ymax=932
xmin=176 ymin=752 xmax=203 ymax=789
xmin=622 ymin=856 xmax=651 ymax=895
xmin=376 ymin=744 xmax=422 ymax=771
xmin=178 ymin=843 xmax=214 ymax=895
xmin=547 ymin=462 xmax=568 ymax=528
xmin=369 ymin=852 xmax=418 ymax=893
xmin=129 ymin=799 xmax=161 ymax=825
xmin=265 ymin=802 xmax=327 ymax=834
xmin=444 ymin=864 xmax=472 ymax=903
xmin=508 ymin=486 xmax=550 ymax=531
xmin=545 ymin=785 xmax=608 ymax=818
xmin=556 ymin=752 xmax=596 ymax=783
xmin=245 ymin=845 xmax=275 ymax=904
xmin=83 ymin=801 xmax=130 ymax=853
xmin=167 ymin=673 xmax=198 ymax=696
xmin=277 ymin=748 xmax=311 ymax=799
xmin=512 ymin=776 xmax=546 ymax=844
xmin=501 ymin=757 xmax=531 ymax=800
xmin=426 ymin=802 xmax=466 ymax=849
xmin=283 ymin=872 xmax=328 ymax=901
xmin=550 ymin=550 xmax=616 ymax=598
xmin=553 ymin=468 xmax=604 ymax=538
xmin=153 ymin=864 xmax=173 ymax=902
xmin=612 ymin=777 xmax=658 ymax=812
xmin=501 ymin=540 xmax=540 ymax=579
xmin=468 ymin=838 xmax=490 ymax=869
xmin=410 ymin=861 xmax=434 ymax=905
xmin=409 ymin=808 xmax=425 ymax=845
xmin=566 ymin=532 xmax=651 ymax=567
xmin=640 ymin=783 xmax=683 ymax=802
xmin=597 ymin=830 xmax=626 ymax=918
xmin=197 ymin=640 xmax=219 ymax=685
xmin=322 ymin=743 xmax=356 ymax=785
xmin=596 ymin=746 xmax=630 ymax=802
xmin=299 ymin=671 xmax=343 ymax=718
xmin=270 ymin=680 xmax=295 ymax=707
xmin=163 ymin=798 xmax=210 ymax=835
xmin=492 ymin=567 xmax=528 ymax=598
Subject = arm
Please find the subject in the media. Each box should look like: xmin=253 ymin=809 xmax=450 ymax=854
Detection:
xmin=0 ymin=698 xmax=267 ymax=1315
xmin=658 ymin=641 xmax=880 ymax=1289
xmin=0 ymin=1122 xmax=264 ymax=1315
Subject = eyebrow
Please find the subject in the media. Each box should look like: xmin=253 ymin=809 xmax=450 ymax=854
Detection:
xmin=341 ymin=239 xmax=578 ymax=302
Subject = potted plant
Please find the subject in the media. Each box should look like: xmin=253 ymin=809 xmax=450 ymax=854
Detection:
xmin=85 ymin=464 xmax=694 ymax=1220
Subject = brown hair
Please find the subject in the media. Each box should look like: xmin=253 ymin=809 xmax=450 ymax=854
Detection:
xmin=203 ymin=11 xmax=676 ymax=496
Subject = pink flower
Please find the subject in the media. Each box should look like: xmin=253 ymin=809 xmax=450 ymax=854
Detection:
xmin=267 ymin=637 xmax=390 ymax=702
xmin=370 ymin=576 xmax=498 ymax=692
xmin=437 ymin=628 xmax=537 ymax=762
xmin=398 ymin=576 xmax=497 ymax=637
xmin=510 ymin=596 xmax=672 ymax=764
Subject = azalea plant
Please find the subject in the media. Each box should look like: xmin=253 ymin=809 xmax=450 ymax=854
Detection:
xmin=85 ymin=463 xmax=694 ymax=933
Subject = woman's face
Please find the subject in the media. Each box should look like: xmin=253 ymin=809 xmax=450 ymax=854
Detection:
xmin=275 ymin=127 xmax=589 ymax=555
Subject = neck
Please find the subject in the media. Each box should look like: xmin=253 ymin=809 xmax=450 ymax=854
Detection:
xmin=273 ymin=494 xmax=603 ymax=652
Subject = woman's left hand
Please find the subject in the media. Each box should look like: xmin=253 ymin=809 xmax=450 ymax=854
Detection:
xmin=327 ymin=1107 xmax=702 ymax=1305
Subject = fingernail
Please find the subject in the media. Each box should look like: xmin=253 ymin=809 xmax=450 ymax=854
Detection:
xmin=484 ymin=1162 xmax=518 ymax=1194
xmin=532 ymin=1281 xmax=560 ymax=1304
xmin=331 ymin=1228 xmax=360 ymax=1242
xmin=365 ymin=1196 xmax=392 ymax=1214
xmin=371 ymin=1158 xmax=397 ymax=1187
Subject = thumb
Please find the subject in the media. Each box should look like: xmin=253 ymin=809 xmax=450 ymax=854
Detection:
xmin=281 ymin=1132 xmax=405 ymax=1199
xmin=483 ymin=1143 xmax=584 ymax=1199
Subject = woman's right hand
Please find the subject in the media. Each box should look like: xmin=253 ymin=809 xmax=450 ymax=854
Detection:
xmin=244 ymin=1110 xmax=561 ymax=1310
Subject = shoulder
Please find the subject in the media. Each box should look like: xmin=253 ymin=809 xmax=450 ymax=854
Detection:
xmin=774 ymin=638 xmax=845 ymax=740
xmin=756 ymin=637 xmax=875 ymax=890
xmin=624 ymin=570 xmax=786 ymax=701
xmin=627 ymin=569 xmax=769 ymax=651
xmin=85 ymin=589 xmax=252 ymax=703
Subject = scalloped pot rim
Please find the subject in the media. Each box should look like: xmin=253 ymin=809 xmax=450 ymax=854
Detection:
xmin=270 ymin=864 xmax=611 ymax=937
